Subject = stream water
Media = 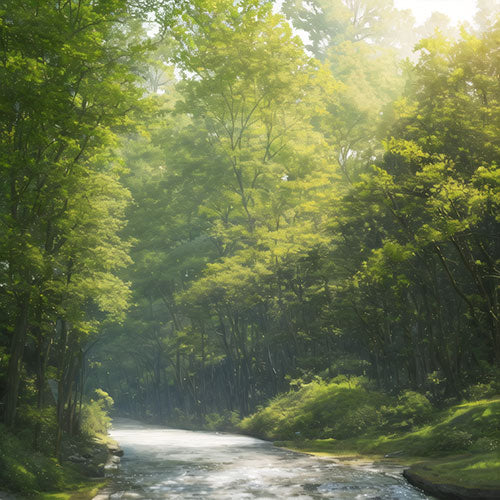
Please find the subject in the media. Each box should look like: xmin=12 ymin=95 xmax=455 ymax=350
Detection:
xmin=98 ymin=419 xmax=432 ymax=499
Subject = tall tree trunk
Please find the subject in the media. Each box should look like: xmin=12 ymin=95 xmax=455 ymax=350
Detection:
xmin=4 ymin=292 xmax=30 ymax=427
xmin=34 ymin=325 xmax=52 ymax=450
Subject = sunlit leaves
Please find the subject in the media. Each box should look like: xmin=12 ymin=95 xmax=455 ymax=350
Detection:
xmin=0 ymin=0 xmax=151 ymax=428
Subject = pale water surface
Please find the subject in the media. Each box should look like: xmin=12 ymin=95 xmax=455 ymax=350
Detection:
xmin=101 ymin=419 xmax=432 ymax=499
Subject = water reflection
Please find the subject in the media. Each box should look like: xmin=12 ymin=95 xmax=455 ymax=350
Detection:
xmin=101 ymin=419 xmax=431 ymax=499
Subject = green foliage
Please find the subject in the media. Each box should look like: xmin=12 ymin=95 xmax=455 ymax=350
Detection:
xmin=381 ymin=391 xmax=434 ymax=430
xmin=239 ymin=378 xmax=393 ymax=440
xmin=372 ymin=399 xmax=500 ymax=457
xmin=426 ymin=428 xmax=473 ymax=453
xmin=284 ymin=398 xmax=500 ymax=460
xmin=204 ymin=411 xmax=241 ymax=431
xmin=240 ymin=386 xmax=500 ymax=465
xmin=0 ymin=386 xmax=116 ymax=496
xmin=0 ymin=2 xmax=150 ymax=483
xmin=466 ymin=381 xmax=499 ymax=401
xmin=80 ymin=390 xmax=114 ymax=437
xmin=78 ymin=1 xmax=500 ymax=436
xmin=17 ymin=405 xmax=59 ymax=451
xmin=408 ymin=452 xmax=500 ymax=490
xmin=0 ymin=423 xmax=64 ymax=494
xmin=0 ymin=385 xmax=116 ymax=495
xmin=1 ymin=3 xmax=497 ymax=486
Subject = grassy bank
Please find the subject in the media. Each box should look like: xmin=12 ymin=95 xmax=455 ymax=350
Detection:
xmin=39 ymin=479 xmax=109 ymax=500
xmin=0 ymin=424 xmax=110 ymax=499
xmin=238 ymin=378 xmax=500 ymax=494
xmin=0 ymin=391 xmax=114 ymax=498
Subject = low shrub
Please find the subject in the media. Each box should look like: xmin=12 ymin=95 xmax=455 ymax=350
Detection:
xmin=427 ymin=428 xmax=473 ymax=452
xmin=204 ymin=410 xmax=240 ymax=431
xmin=80 ymin=389 xmax=114 ymax=436
xmin=17 ymin=404 xmax=58 ymax=451
xmin=381 ymin=390 xmax=433 ymax=431
xmin=0 ymin=423 xmax=64 ymax=494
xmin=466 ymin=382 xmax=498 ymax=401
xmin=470 ymin=436 xmax=499 ymax=453
xmin=239 ymin=377 xmax=391 ymax=440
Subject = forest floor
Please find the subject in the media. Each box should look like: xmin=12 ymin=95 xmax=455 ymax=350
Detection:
xmin=37 ymin=433 xmax=123 ymax=500
xmin=0 ymin=427 xmax=119 ymax=499
xmin=37 ymin=479 xmax=109 ymax=500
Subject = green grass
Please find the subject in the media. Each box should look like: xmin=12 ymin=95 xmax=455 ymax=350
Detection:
xmin=39 ymin=480 xmax=108 ymax=500
xmin=408 ymin=453 xmax=500 ymax=490
xmin=0 ymin=423 xmax=64 ymax=495
xmin=92 ymin=431 xmax=119 ymax=450
xmin=239 ymin=380 xmax=499 ymax=491
xmin=0 ymin=392 xmax=115 ymax=497
xmin=273 ymin=398 xmax=499 ymax=455
xmin=239 ymin=378 xmax=435 ymax=441
xmin=0 ymin=423 xmax=111 ymax=498
xmin=269 ymin=397 xmax=500 ymax=491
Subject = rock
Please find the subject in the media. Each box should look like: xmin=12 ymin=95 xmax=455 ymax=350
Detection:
xmin=83 ymin=462 xmax=106 ymax=478
xmin=62 ymin=436 xmax=123 ymax=480
xmin=384 ymin=450 xmax=405 ymax=458
xmin=107 ymin=445 xmax=124 ymax=457
xmin=105 ymin=455 xmax=121 ymax=470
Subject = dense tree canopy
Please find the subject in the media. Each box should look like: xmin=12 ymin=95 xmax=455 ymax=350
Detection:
xmin=85 ymin=1 xmax=499 ymax=421
xmin=0 ymin=0 xmax=498 ymax=454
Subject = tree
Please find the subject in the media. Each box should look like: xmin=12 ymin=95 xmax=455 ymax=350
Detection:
xmin=327 ymin=23 xmax=500 ymax=395
xmin=0 ymin=0 xmax=147 ymax=436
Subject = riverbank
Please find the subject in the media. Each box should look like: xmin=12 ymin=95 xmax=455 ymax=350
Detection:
xmin=274 ymin=441 xmax=500 ymax=500
xmin=237 ymin=379 xmax=499 ymax=500
xmin=0 ymin=428 xmax=121 ymax=499
xmin=39 ymin=434 xmax=123 ymax=500
xmin=403 ymin=457 xmax=500 ymax=500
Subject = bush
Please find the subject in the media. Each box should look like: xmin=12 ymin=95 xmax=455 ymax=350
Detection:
xmin=0 ymin=423 xmax=64 ymax=494
xmin=205 ymin=410 xmax=240 ymax=431
xmin=428 ymin=428 xmax=473 ymax=452
xmin=17 ymin=404 xmax=58 ymax=450
xmin=381 ymin=390 xmax=433 ymax=431
xmin=466 ymin=382 xmax=497 ymax=401
xmin=80 ymin=389 xmax=114 ymax=436
xmin=470 ymin=436 xmax=499 ymax=453
xmin=164 ymin=408 xmax=203 ymax=429
xmin=239 ymin=378 xmax=391 ymax=440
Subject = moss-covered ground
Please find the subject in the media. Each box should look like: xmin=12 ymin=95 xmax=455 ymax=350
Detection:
xmin=275 ymin=398 xmax=498 ymax=454
xmin=39 ymin=479 xmax=108 ymax=500
xmin=405 ymin=453 xmax=500 ymax=490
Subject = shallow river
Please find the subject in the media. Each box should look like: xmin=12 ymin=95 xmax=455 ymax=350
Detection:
xmin=100 ymin=419 xmax=431 ymax=499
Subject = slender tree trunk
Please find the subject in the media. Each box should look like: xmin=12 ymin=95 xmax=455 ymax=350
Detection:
xmin=34 ymin=326 xmax=52 ymax=450
xmin=4 ymin=292 xmax=30 ymax=427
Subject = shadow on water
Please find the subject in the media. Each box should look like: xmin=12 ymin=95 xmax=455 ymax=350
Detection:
xmin=100 ymin=418 xmax=432 ymax=499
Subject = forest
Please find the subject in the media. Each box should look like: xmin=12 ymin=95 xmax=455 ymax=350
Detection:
xmin=0 ymin=0 xmax=499 ymax=497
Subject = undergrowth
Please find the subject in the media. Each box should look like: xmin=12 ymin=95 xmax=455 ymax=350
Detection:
xmin=238 ymin=377 xmax=500 ymax=491
xmin=0 ymin=389 xmax=113 ymax=497
xmin=239 ymin=377 xmax=434 ymax=441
